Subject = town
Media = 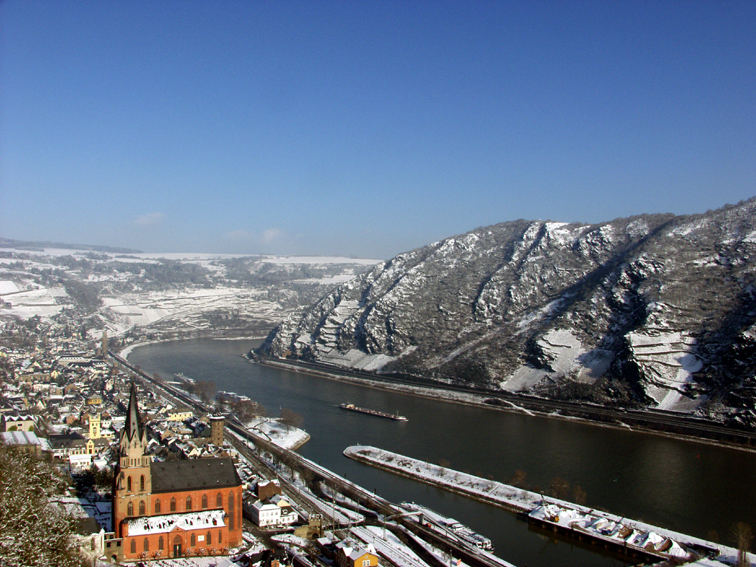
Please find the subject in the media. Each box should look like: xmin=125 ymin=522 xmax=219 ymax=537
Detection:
xmin=2 ymin=295 xmax=754 ymax=567
xmin=0 ymin=312 xmax=522 ymax=567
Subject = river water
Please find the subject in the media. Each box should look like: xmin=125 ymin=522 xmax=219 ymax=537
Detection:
xmin=128 ymin=338 xmax=755 ymax=567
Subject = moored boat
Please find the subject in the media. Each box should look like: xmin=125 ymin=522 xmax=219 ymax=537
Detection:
xmin=339 ymin=403 xmax=408 ymax=421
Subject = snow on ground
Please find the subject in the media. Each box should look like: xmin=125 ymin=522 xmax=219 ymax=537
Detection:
xmin=350 ymin=525 xmax=430 ymax=567
xmin=501 ymin=329 xmax=612 ymax=391
xmin=346 ymin=445 xmax=751 ymax=567
xmin=313 ymin=300 xmax=361 ymax=350
xmin=499 ymin=365 xmax=545 ymax=392
xmin=101 ymin=287 xmax=282 ymax=335
xmin=627 ymin=331 xmax=703 ymax=411
xmin=403 ymin=530 xmax=475 ymax=567
xmin=543 ymin=221 xmax=576 ymax=247
xmin=0 ymin=280 xmax=20 ymax=294
xmin=243 ymin=417 xmax=310 ymax=450
xmin=319 ymin=348 xmax=397 ymax=371
xmin=292 ymin=273 xmax=358 ymax=285
xmin=531 ymin=503 xmax=692 ymax=560
xmin=346 ymin=445 xmax=542 ymax=512
xmin=627 ymin=219 xmax=650 ymax=237
xmin=516 ymin=295 xmax=569 ymax=330
xmin=256 ymin=256 xmax=381 ymax=265
xmin=0 ymin=285 xmax=65 ymax=319
xmin=0 ymin=248 xmax=379 ymax=328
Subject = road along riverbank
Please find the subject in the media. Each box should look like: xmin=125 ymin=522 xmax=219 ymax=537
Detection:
xmin=344 ymin=445 xmax=753 ymax=567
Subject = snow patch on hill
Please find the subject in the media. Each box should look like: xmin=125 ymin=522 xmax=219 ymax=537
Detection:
xmin=501 ymin=329 xmax=612 ymax=391
xmin=320 ymin=348 xmax=397 ymax=371
xmin=627 ymin=331 xmax=703 ymax=411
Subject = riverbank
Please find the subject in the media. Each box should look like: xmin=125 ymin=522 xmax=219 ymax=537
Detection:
xmin=127 ymin=338 xmax=756 ymax=565
xmin=256 ymin=356 xmax=756 ymax=452
xmin=116 ymin=344 xmax=311 ymax=450
xmin=344 ymin=445 xmax=752 ymax=567
xmin=119 ymin=335 xmax=265 ymax=359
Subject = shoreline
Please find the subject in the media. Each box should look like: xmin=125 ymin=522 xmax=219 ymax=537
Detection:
xmin=118 ymin=334 xmax=266 ymax=359
xmin=258 ymin=356 xmax=756 ymax=453
xmin=112 ymin=347 xmax=312 ymax=451
xmin=122 ymin=335 xmax=753 ymax=453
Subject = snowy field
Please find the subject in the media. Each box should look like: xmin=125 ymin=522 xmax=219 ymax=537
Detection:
xmin=243 ymin=417 xmax=310 ymax=450
xmin=0 ymin=247 xmax=379 ymax=341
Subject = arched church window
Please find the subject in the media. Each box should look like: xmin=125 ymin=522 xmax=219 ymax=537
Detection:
xmin=130 ymin=539 xmax=135 ymax=554
xmin=127 ymin=476 xmax=132 ymax=492
xmin=186 ymin=496 xmax=192 ymax=511
xmin=158 ymin=536 xmax=164 ymax=550
xmin=155 ymin=499 xmax=161 ymax=514
xmin=139 ymin=500 xmax=145 ymax=515
xmin=202 ymin=494 xmax=207 ymax=509
xmin=140 ymin=475 xmax=145 ymax=491
xmin=127 ymin=501 xmax=133 ymax=516
xmin=170 ymin=497 xmax=176 ymax=512
xmin=216 ymin=493 xmax=222 ymax=508
xmin=143 ymin=538 xmax=149 ymax=553
xmin=228 ymin=491 xmax=235 ymax=530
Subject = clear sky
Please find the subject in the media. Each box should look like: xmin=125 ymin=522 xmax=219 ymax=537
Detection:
xmin=2 ymin=1 xmax=754 ymax=258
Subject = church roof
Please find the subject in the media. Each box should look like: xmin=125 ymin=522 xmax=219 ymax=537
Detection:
xmin=150 ymin=457 xmax=241 ymax=493
xmin=125 ymin=509 xmax=226 ymax=536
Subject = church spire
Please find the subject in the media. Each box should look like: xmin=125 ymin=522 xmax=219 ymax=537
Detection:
xmin=119 ymin=382 xmax=148 ymax=467
xmin=123 ymin=382 xmax=145 ymax=445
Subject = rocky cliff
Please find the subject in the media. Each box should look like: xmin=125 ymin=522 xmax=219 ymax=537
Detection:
xmin=259 ymin=199 xmax=756 ymax=425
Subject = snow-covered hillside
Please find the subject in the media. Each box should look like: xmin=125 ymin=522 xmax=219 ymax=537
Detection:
xmin=0 ymin=246 xmax=380 ymax=343
xmin=261 ymin=199 xmax=756 ymax=425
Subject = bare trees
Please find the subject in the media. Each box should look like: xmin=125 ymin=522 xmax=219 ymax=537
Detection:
xmin=280 ymin=407 xmax=304 ymax=427
xmin=0 ymin=444 xmax=86 ymax=566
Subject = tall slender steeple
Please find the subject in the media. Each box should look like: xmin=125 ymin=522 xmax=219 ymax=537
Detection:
xmin=124 ymin=382 xmax=143 ymax=443
xmin=119 ymin=382 xmax=148 ymax=466
xmin=114 ymin=382 xmax=152 ymax=537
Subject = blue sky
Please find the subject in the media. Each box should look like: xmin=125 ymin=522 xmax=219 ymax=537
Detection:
xmin=2 ymin=1 xmax=754 ymax=258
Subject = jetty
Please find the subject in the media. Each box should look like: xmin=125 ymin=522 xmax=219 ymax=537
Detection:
xmin=344 ymin=445 xmax=752 ymax=566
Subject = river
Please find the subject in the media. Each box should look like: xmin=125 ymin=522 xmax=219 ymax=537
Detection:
xmin=128 ymin=338 xmax=756 ymax=567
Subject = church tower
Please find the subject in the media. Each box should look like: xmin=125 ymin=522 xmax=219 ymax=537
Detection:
xmin=113 ymin=383 xmax=152 ymax=537
xmin=88 ymin=412 xmax=101 ymax=440
xmin=100 ymin=330 xmax=109 ymax=359
xmin=209 ymin=415 xmax=225 ymax=447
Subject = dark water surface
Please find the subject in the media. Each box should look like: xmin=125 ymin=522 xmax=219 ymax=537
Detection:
xmin=129 ymin=338 xmax=755 ymax=567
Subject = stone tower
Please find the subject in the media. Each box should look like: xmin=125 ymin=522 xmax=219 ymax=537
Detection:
xmin=209 ymin=415 xmax=225 ymax=447
xmin=113 ymin=383 xmax=151 ymax=536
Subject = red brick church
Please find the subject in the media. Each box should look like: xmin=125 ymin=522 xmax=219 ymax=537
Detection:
xmin=111 ymin=384 xmax=243 ymax=561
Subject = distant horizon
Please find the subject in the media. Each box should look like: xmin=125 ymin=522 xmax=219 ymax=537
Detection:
xmin=2 ymin=195 xmax=753 ymax=260
xmin=3 ymin=2 xmax=755 ymax=258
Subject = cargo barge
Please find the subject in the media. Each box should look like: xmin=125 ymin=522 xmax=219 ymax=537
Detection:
xmin=339 ymin=403 xmax=407 ymax=421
